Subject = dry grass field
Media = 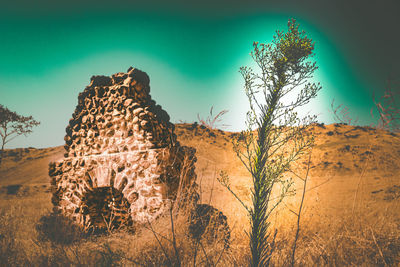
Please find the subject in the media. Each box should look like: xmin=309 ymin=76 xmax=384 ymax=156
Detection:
xmin=0 ymin=123 xmax=399 ymax=266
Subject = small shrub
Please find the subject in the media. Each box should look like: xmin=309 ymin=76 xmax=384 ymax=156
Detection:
xmin=361 ymin=151 xmax=373 ymax=156
xmin=188 ymin=203 xmax=231 ymax=249
xmin=190 ymin=122 xmax=198 ymax=130
xmin=5 ymin=184 xmax=22 ymax=195
xmin=384 ymin=185 xmax=400 ymax=201
xmin=345 ymin=134 xmax=360 ymax=139
xmin=197 ymin=106 xmax=229 ymax=130
xmin=36 ymin=212 xmax=88 ymax=245
xmin=354 ymin=125 xmax=368 ymax=132
xmin=91 ymin=243 xmax=124 ymax=267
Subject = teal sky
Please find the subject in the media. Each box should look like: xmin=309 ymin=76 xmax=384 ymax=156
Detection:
xmin=1 ymin=1 xmax=399 ymax=148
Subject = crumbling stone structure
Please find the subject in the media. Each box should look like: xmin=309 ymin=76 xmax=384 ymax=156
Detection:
xmin=49 ymin=67 xmax=198 ymax=231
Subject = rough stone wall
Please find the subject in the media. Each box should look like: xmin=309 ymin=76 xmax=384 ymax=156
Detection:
xmin=49 ymin=67 xmax=198 ymax=231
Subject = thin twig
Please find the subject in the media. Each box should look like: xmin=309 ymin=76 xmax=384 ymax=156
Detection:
xmin=199 ymin=240 xmax=214 ymax=267
xmin=351 ymin=139 xmax=373 ymax=214
xmin=290 ymin=148 xmax=312 ymax=266
xmin=146 ymin=219 xmax=173 ymax=266
xmin=169 ymin=207 xmax=181 ymax=267
xmin=369 ymin=226 xmax=388 ymax=267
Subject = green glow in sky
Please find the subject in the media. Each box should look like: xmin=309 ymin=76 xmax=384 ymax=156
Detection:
xmin=0 ymin=12 xmax=381 ymax=148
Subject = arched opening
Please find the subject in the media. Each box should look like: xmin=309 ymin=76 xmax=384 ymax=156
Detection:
xmin=81 ymin=186 xmax=132 ymax=231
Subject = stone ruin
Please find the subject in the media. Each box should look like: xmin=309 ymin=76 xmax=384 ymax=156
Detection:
xmin=49 ymin=67 xmax=198 ymax=231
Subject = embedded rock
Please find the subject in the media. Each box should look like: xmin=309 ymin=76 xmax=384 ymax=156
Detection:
xmin=49 ymin=67 xmax=198 ymax=231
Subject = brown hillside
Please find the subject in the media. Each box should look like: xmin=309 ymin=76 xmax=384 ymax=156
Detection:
xmin=1 ymin=123 xmax=399 ymax=219
xmin=0 ymin=123 xmax=399 ymax=265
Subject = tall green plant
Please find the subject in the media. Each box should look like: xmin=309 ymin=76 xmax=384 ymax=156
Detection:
xmin=219 ymin=18 xmax=321 ymax=267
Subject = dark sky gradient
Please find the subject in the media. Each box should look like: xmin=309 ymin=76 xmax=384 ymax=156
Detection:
xmin=1 ymin=0 xmax=399 ymax=148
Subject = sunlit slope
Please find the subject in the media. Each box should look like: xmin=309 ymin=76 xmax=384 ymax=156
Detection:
xmin=0 ymin=123 xmax=399 ymax=225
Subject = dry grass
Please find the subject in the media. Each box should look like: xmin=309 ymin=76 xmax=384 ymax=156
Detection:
xmin=0 ymin=195 xmax=233 ymax=266
xmin=0 ymin=123 xmax=399 ymax=266
xmin=1 ymin=196 xmax=398 ymax=266
xmin=270 ymin=211 xmax=400 ymax=266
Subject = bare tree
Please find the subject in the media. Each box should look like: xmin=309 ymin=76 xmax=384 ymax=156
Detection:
xmin=330 ymin=78 xmax=399 ymax=131
xmin=330 ymin=98 xmax=359 ymax=125
xmin=0 ymin=104 xmax=40 ymax=166
xmin=371 ymin=78 xmax=400 ymax=132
